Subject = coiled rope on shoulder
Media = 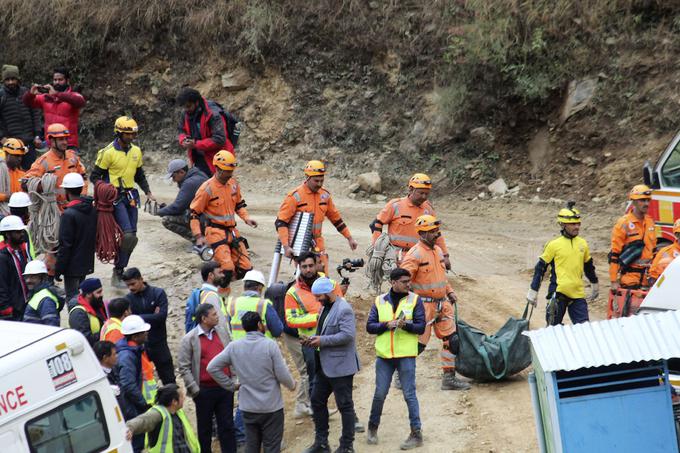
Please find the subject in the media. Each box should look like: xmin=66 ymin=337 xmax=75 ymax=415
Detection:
xmin=27 ymin=173 xmax=60 ymax=254
xmin=94 ymin=180 xmax=123 ymax=263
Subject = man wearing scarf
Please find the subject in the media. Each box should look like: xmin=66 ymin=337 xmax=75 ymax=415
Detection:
xmin=68 ymin=278 xmax=108 ymax=346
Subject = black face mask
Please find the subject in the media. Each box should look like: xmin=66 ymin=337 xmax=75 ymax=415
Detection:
xmin=53 ymin=83 xmax=68 ymax=92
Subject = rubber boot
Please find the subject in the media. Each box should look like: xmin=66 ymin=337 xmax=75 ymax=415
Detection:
xmin=400 ymin=429 xmax=423 ymax=450
xmin=441 ymin=370 xmax=471 ymax=391
xmin=111 ymin=268 xmax=127 ymax=289
xmin=366 ymin=424 xmax=379 ymax=445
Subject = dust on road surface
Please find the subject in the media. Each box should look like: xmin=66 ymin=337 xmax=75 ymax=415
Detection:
xmin=87 ymin=168 xmax=620 ymax=453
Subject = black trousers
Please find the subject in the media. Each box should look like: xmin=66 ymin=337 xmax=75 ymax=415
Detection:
xmin=241 ymin=408 xmax=284 ymax=453
xmin=194 ymin=386 xmax=236 ymax=453
xmin=146 ymin=343 xmax=176 ymax=384
xmin=311 ymin=369 xmax=355 ymax=449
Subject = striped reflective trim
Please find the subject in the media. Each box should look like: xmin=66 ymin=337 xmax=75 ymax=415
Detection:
xmin=288 ymin=288 xmax=308 ymax=314
xmin=205 ymin=184 xmax=213 ymax=196
xmin=411 ymin=281 xmax=447 ymax=290
xmin=292 ymin=192 xmax=301 ymax=202
xmin=389 ymin=234 xmax=417 ymax=244
xmin=312 ymin=222 xmax=323 ymax=231
xmin=41 ymin=159 xmax=49 ymax=170
xmin=205 ymin=213 xmax=235 ymax=222
xmin=153 ymin=405 xmax=171 ymax=452
xmin=392 ymin=202 xmax=400 ymax=217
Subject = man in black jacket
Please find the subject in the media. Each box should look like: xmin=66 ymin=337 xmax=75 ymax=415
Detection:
xmin=0 ymin=215 xmax=33 ymax=319
xmin=94 ymin=340 xmax=131 ymax=418
xmin=56 ymin=172 xmax=97 ymax=300
xmin=157 ymin=158 xmax=208 ymax=242
xmin=0 ymin=65 xmax=42 ymax=169
xmin=123 ymin=267 xmax=176 ymax=384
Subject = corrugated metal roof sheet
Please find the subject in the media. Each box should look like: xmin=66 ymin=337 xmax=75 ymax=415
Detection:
xmin=523 ymin=311 xmax=680 ymax=372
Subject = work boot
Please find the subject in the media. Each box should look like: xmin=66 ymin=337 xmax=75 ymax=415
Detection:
xmin=333 ymin=447 xmax=355 ymax=453
xmin=294 ymin=402 xmax=314 ymax=418
xmin=394 ymin=373 xmax=402 ymax=390
xmin=366 ymin=424 xmax=379 ymax=445
xmin=441 ymin=370 xmax=471 ymax=391
xmin=400 ymin=429 xmax=424 ymax=450
xmin=302 ymin=442 xmax=331 ymax=453
xmin=354 ymin=416 xmax=365 ymax=433
xmin=111 ymin=268 xmax=127 ymax=289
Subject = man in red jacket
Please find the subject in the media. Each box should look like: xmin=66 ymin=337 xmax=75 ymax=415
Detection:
xmin=177 ymin=87 xmax=233 ymax=176
xmin=23 ymin=67 xmax=86 ymax=150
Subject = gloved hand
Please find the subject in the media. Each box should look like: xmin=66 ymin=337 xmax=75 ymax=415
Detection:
xmin=589 ymin=283 xmax=599 ymax=301
xmin=526 ymin=289 xmax=538 ymax=307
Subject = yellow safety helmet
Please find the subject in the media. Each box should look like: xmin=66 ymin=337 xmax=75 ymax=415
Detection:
xmin=629 ymin=184 xmax=652 ymax=200
xmin=114 ymin=116 xmax=139 ymax=134
xmin=2 ymin=138 xmax=26 ymax=155
xmin=557 ymin=207 xmax=581 ymax=224
xmin=415 ymin=214 xmax=441 ymax=232
xmin=46 ymin=123 xmax=70 ymax=138
xmin=408 ymin=173 xmax=432 ymax=189
xmin=673 ymin=219 xmax=680 ymax=234
xmin=213 ymin=150 xmax=237 ymax=170
xmin=304 ymin=160 xmax=326 ymax=177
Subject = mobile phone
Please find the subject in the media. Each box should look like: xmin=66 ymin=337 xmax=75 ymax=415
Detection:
xmin=37 ymin=86 xmax=49 ymax=94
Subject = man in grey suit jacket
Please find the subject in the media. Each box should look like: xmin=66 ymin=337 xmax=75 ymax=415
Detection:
xmin=302 ymin=277 xmax=360 ymax=453
xmin=177 ymin=303 xmax=236 ymax=453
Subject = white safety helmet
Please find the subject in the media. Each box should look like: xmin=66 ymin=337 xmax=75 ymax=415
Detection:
xmin=0 ymin=215 xmax=26 ymax=232
xmin=23 ymin=260 xmax=48 ymax=276
xmin=61 ymin=172 xmax=85 ymax=189
xmin=243 ymin=270 xmax=266 ymax=287
xmin=121 ymin=314 xmax=151 ymax=335
xmin=8 ymin=192 xmax=32 ymax=208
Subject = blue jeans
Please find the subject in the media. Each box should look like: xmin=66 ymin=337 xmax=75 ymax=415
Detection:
xmin=235 ymin=403 xmax=246 ymax=444
xmin=113 ymin=190 xmax=139 ymax=233
xmin=368 ymin=357 xmax=421 ymax=430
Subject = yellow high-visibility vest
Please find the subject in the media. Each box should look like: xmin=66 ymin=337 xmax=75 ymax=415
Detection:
xmin=374 ymin=292 xmax=419 ymax=358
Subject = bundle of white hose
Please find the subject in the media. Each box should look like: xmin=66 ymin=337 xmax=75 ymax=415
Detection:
xmin=0 ymin=159 xmax=11 ymax=216
xmin=26 ymin=174 xmax=60 ymax=254
xmin=364 ymin=233 xmax=399 ymax=293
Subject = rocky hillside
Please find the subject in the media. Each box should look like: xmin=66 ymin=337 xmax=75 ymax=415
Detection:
xmin=2 ymin=1 xmax=679 ymax=203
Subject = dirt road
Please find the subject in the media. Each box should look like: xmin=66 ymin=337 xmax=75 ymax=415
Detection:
xmin=88 ymin=169 xmax=621 ymax=452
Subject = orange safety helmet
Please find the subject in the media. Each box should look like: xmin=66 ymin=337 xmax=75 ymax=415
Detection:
xmin=415 ymin=214 xmax=441 ymax=232
xmin=673 ymin=219 xmax=680 ymax=234
xmin=2 ymin=138 xmax=26 ymax=155
xmin=213 ymin=150 xmax=237 ymax=170
xmin=46 ymin=123 xmax=70 ymax=139
xmin=629 ymin=184 xmax=652 ymax=200
xmin=304 ymin=160 xmax=326 ymax=177
xmin=408 ymin=173 xmax=432 ymax=189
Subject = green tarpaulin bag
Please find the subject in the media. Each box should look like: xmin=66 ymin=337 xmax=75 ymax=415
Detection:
xmin=455 ymin=303 xmax=533 ymax=381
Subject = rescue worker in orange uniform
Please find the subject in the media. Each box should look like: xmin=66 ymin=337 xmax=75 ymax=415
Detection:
xmin=648 ymin=218 xmax=680 ymax=285
xmin=370 ymin=173 xmax=450 ymax=268
xmin=609 ymin=185 xmax=657 ymax=290
xmin=190 ymin=151 xmax=257 ymax=282
xmin=0 ymin=138 xmax=27 ymax=201
xmin=275 ymin=160 xmax=358 ymax=273
xmin=400 ymin=215 xmax=470 ymax=391
xmin=24 ymin=123 xmax=87 ymax=209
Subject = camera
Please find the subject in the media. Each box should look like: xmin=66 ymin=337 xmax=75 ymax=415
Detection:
xmin=37 ymin=86 xmax=49 ymax=94
xmin=336 ymin=258 xmax=365 ymax=286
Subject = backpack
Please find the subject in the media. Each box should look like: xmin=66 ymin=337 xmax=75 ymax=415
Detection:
xmin=213 ymin=101 xmax=241 ymax=147
xmin=184 ymin=288 xmax=202 ymax=333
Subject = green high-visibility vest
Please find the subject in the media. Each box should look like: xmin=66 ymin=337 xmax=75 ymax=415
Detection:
xmin=27 ymin=288 xmax=57 ymax=311
xmin=68 ymin=305 xmax=101 ymax=334
xmin=226 ymin=295 xmax=271 ymax=340
xmin=147 ymin=406 xmax=200 ymax=453
xmin=374 ymin=292 xmax=419 ymax=359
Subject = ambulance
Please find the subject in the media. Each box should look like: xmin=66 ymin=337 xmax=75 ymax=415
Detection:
xmin=0 ymin=320 xmax=132 ymax=453
xmin=644 ymin=129 xmax=680 ymax=244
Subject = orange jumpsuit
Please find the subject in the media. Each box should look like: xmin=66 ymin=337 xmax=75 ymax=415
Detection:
xmin=276 ymin=182 xmax=351 ymax=272
xmin=609 ymin=212 xmax=656 ymax=288
xmin=25 ymin=148 xmax=87 ymax=210
xmin=371 ymin=197 xmax=449 ymax=254
xmin=649 ymin=242 xmax=680 ymax=281
xmin=190 ymin=176 xmax=251 ymax=277
xmin=0 ymin=167 xmax=25 ymax=202
xmin=400 ymin=240 xmax=456 ymax=371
